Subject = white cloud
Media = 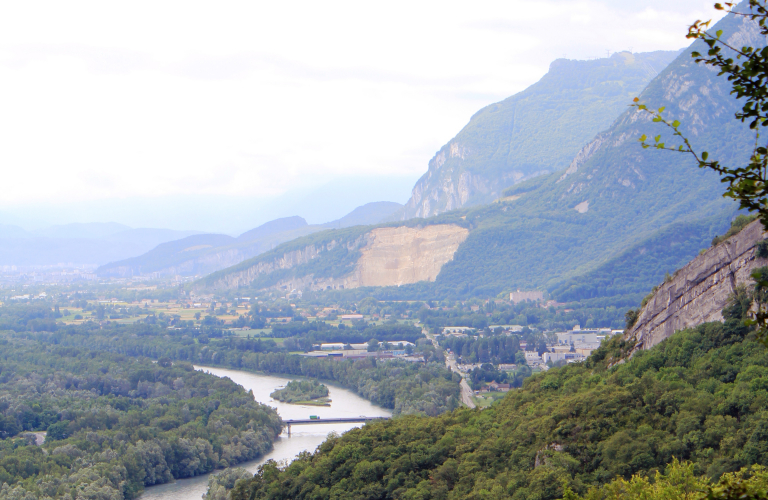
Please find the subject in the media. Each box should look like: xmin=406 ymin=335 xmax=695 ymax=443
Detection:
xmin=0 ymin=0 xmax=728 ymax=228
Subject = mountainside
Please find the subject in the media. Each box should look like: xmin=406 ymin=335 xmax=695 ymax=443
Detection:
xmin=197 ymin=221 xmax=471 ymax=293
xmin=626 ymin=218 xmax=767 ymax=354
xmin=97 ymin=201 xmax=403 ymax=278
xmin=198 ymin=10 xmax=761 ymax=303
xmin=230 ymin=309 xmax=768 ymax=499
xmin=397 ymin=50 xmax=681 ymax=220
xmin=236 ymin=216 xmax=308 ymax=242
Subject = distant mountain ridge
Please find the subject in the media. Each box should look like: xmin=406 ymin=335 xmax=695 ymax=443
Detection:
xmin=97 ymin=201 xmax=403 ymax=278
xmin=396 ymin=50 xmax=681 ymax=220
xmin=198 ymin=9 xmax=758 ymax=305
xmin=0 ymin=224 xmax=201 ymax=267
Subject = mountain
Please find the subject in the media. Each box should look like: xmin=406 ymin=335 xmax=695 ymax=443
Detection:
xmin=0 ymin=225 xmax=30 ymax=239
xmin=324 ymin=201 xmax=403 ymax=229
xmin=0 ymin=225 xmax=200 ymax=267
xmin=31 ymin=222 xmax=131 ymax=239
xmin=396 ymin=50 xmax=681 ymax=220
xmin=96 ymin=201 xmax=403 ymax=278
xmin=238 ymin=216 xmax=308 ymax=242
xmin=197 ymin=10 xmax=759 ymax=305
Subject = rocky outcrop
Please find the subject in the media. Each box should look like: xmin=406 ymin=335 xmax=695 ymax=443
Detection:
xmin=625 ymin=220 xmax=767 ymax=352
xmin=205 ymin=235 xmax=368 ymax=291
xmin=355 ymin=225 xmax=469 ymax=286
xmin=202 ymin=224 xmax=469 ymax=292
xmin=396 ymin=50 xmax=681 ymax=221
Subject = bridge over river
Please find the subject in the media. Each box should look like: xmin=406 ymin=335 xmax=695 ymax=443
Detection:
xmin=284 ymin=417 xmax=390 ymax=435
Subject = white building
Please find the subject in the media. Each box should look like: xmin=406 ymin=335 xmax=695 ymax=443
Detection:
xmin=442 ymin=327 xmax=474 ymax=335
xmin=542 ymin=352 xmax=586 ymax=364
xmin=524 ymin=351 xmax=542 ymax=365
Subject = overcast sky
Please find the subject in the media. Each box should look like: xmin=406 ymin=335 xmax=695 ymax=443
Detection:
xmin=0 ymin=1 xmax=727 ymax=233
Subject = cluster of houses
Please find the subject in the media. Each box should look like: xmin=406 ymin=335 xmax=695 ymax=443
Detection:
xmin=525 ymin=326 xmax=623 ymax=369
xmin=299 ymin=341 xmax=424 ymax=362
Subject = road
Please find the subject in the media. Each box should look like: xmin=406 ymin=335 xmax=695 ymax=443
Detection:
xmin=424 ymin=329 xmax=476 ymax=409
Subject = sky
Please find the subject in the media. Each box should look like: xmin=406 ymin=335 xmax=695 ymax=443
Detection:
xmin=0 ymin=1 xmax=728 ymax=234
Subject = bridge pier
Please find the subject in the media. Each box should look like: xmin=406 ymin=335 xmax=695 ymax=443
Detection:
xmin=287 ymin=424 xmax=291 ymax=436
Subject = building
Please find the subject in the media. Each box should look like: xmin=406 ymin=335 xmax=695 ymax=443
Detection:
xmin=542 ymin=352 xmax=586 ymax=364
xmin=340 ymin=314 xmax=364 ymax=320
xmin=487 ymin=381 xmax=511 ymax=392
xmin=524 ymin=351 xmax=542 ymax=365
xmin=320 ymin=343 xmax=346 ymax=350
xmin=497 ymin=364 xmax=517 ymax=371
xmin=510 ymin=290 xmax=544 ymax=304
xmin=489 ymin=325 xmax=524 ymax=334
xmin=442 ymin=326 xmax=474 ymax=335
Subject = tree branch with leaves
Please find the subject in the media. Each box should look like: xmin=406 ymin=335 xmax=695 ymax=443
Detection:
xmin=633 ymin=1 xmax=768 ymax=345
xmin=633 ymin=1 xmax=768 ymax=227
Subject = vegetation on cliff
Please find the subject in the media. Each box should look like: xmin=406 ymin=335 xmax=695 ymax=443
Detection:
xmin=563 ymin=459 xmax=768 ymax=500
xmin=399 ymin=50 xmax=681 ymax=218
xmin=227 ymin=295 xmax=768 ymax=499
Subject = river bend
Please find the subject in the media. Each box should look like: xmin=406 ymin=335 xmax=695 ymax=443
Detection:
xmin=138 ymin=366 xmax=392 ymax=500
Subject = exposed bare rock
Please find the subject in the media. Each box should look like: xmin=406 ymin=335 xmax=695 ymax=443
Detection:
xmin=355 ymin=225 xmax=469 ymax=287
xmin=203 ymin=224 xmax=468 ymax=292
xmin=625 ymin=219 xmax=767 ymax=353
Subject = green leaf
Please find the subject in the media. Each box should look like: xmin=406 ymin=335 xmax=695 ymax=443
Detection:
xmin=672 ymin=120 xmax=680 ymax=128
xmin=639 ymin=134 xmax=647 ymax=142
xmin=716 ymin=29 xmax=723 ymax=38
xmin=655 ymin=135 xmax=661 ymax=143
xmin=658 ymin=106 xmax=665 ymax=113
xmin=702 ymin=151 xmax=709 ymax=161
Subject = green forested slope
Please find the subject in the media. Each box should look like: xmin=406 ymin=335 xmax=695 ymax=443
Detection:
xmin=201 ymin=11 xmax=758 ymax=305
xmin=398 ymin=50 xmax=681 ymax=219
xmin=0 ymin=339 xmax=282 ymax=499
xmin=230 ymin=299 xmax=768 ymax=500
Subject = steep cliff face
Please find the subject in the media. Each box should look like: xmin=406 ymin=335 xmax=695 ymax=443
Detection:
xmin=397 ymin=50 xmax=680 ymax=220
xmin=355 ymin=225 xmax=469 ymax=287
xmin=200 ymin=224 xmax=469 ymax=292
xmin=625 ymin=220 xmax=767 ymax=353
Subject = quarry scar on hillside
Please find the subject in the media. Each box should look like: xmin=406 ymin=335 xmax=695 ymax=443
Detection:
xmin=205 ymin=224 xmax=470 ymax=292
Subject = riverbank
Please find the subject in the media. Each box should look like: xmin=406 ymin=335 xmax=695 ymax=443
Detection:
xmin=138 ymin=366 xmax=392 ymax=500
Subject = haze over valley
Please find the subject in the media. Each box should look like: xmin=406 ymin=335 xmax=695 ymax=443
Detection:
xmin=4 ymin=2 xmax=768 ymax=500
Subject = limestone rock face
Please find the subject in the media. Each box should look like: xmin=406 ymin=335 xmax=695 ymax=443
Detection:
xmin=625 ymin=219 xmax=767 ymax=352
xmin=203 ymin=224 xmax=469 ymax=292
xmin=355 ymin=225 xmax=469 ymax=287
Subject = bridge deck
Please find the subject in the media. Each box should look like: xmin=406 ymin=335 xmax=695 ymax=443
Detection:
xmin=285 ymin=417 xmax=390 ymax=425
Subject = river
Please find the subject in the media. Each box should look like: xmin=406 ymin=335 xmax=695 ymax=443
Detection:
xmin=138 ymin=366 xmax=392 ymax=500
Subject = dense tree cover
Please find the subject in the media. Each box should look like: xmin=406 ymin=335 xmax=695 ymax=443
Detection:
xmin=548 ymin=216 xmax=735 ymax=306
xmin=204 ymin=467 xmax=252 ymax=500
xmin=439 ymin=335 xmax=523 ymax=365
xmin=227 ymin=299 xmax=768 ymax=500
xmin=268 ymin=321 xmax=424 ymax=345
xmin=0 ymin=338 xmax=282 ymax=500
xmin=417 ymin=299 xmax=625 ymax=333
xmin=9 ymin=321 xmax=458 ymax=417
xmin=270 ymin=380 xmax=329 ymax=404
xmin=465 ymin=364 xmax=511 ymax=391
xmin=563 ymin=459 xmax=768 ymax=500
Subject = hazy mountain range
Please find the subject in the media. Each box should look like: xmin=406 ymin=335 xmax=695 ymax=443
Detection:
xmin=4 ymin=11 xmax=757 ymax=303
xmin=196 ymin=11 xmax=757 ymax=305
xmin=95 ymin=201 xmax=403 ymax=277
